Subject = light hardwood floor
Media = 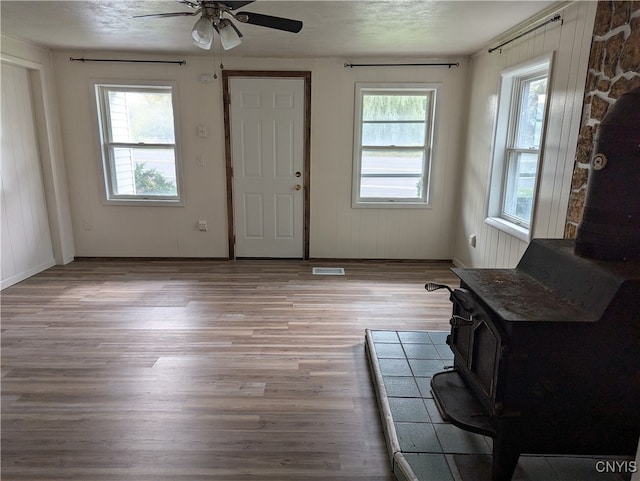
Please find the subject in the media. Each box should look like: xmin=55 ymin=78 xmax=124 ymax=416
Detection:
xmin=1 ymin=259 xmax=458 ymax=480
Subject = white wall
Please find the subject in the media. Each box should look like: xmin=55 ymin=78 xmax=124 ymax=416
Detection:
xmin=1 ymin=62 xmax=55 ymax=288
xmin=452 ymin=1 xmax=597 ymax=268
xmin=0 ymin=36 xmax=75 ymax=288
xmin=309 ymin=58 xmax=468 ymax=259
xmin=52 ymin=53 xmax=468 ymax=259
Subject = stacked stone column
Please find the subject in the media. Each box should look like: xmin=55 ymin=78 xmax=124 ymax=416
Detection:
xmin=565 ymin=1 xmax=640 ymax=238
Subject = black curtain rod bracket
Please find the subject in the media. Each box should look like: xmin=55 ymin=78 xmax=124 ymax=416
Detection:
xmin=488 ymin=14 xmax=563 ymax=54
xmin=344 ymin=62 xmax=459 ymax=68
xmin=70 ymin=57 xmax=186 ymax=65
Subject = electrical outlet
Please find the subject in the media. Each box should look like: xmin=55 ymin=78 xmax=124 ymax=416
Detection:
xmin=198 ymin=220 xmax=208 ymax=232
xmin=197 ymin=125 xmax=208 ymax=138
xmin=469 ymin=234 xmax=477 ymax=248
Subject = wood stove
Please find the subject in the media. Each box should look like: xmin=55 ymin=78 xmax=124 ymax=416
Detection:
xmin=430 ymin=87 xmax=640 ymax=481
xmin=430 ymin=239 xmax=639 ymax=480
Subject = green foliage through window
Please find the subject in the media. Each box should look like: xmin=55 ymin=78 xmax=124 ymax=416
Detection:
xmin=134 ymin=163 xmax=177 ymax=196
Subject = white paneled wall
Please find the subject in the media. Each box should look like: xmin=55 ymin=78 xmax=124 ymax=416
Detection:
xmin=1 ymin=35 xmax=75 ymax=278
xmin=1 ymin=62 xmax=55 ymax=288
xmin=310 ymin=59 xmax=468 ymax=259
xmin=452 ymin=1 xmax=597 ymax=268
xmin=52 ymin=54 xmax=467 ymax=259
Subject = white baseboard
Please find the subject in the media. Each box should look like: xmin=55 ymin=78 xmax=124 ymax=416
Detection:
xmin=1 ymin=258 xmax=55 ymax=290
xmin=451 ymin=256 xmax=468 ymax=268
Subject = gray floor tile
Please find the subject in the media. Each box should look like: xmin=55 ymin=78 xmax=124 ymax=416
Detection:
xmin=435 ymin=343 xmax=455 ymax=360
xmin=434 ymin=424 xmax=491 ymax=454
xmin=378 ymin=358 xmax=413 ymax=376
xmin=383 ymin=376 xmax=421 ymax=397
xmin=403 ymin=453 xmax=455 ymax=481
xmin=448 ymin=454 xmax=493 ymax=481
xmin=429 ymin=331 xmax=449 ymax=344
xmin=389 ymin=397 xmax=430 ymax=422
xmin=403 ymin=343 xmax=440 ymax=360
xmin=424 ymin=397 xmax=448 ymax=423
xmin=415 ymin=376 xmax=433 ymax=398
xmin=399 ymin=331 xmax=434 ymax=344
xmin=375 ymin=342 xmax=407 ymax=358
xmin=395 ymin=422 xmax=442 ymax=453
xmin=372 ymin=330 xmax=400 ymax=343
xmin=409 ymin=359 xmax=448 ymax=377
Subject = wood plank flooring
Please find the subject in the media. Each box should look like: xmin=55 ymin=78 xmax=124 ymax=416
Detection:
xmin=1 ymin=259 xmax=458 ymax=480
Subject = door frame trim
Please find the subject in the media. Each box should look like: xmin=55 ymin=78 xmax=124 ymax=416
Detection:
xmin=222 ymin=70 xmax=311 ymax=260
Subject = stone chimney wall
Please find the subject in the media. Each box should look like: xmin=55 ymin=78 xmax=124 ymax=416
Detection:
xmin=565 ymin=1 xmax=640 ymax=238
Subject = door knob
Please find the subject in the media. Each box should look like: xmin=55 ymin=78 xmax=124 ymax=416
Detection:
xmin=295 ymin=184 xmax=302 ymax=191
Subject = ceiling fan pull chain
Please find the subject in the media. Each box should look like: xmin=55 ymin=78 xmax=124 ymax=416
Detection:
xmin=212 ymin=37 xmax=218 ymax=79
xmin=219 ymin=38 xmax=225 ymax=73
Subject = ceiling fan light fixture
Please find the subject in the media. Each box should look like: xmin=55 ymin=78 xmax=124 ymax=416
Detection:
xmin=192 ymin=16 xmax=214 ymax=50
xmin=218 ymin=20 xmax=242 ymax=50
xmin=136 ymin=3 xmax=302 ymax=52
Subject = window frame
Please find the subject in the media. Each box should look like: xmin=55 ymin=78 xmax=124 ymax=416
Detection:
xmin=92 ymin=80 xmax=184 ymax=206
xmin=352 ymin=82 xmax=438 ymax=208
xmin=485 ymin=54 xmax=553 ymax=240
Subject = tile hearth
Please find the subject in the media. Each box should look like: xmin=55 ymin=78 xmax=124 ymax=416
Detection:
xmin=365 ymin=329 xmax=633 ymax=481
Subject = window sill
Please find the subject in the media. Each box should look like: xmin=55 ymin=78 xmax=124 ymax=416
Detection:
xmin=103 ymin=199 xmax=185 ymax=207
xmin=352 ymin=200 xmax=431 ymax=209
xmin=484 ymin=216 xmax=530 ymax=242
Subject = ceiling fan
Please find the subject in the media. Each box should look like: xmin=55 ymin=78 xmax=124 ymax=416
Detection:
xmin=135 ymin=1 xmax=303 ymax=51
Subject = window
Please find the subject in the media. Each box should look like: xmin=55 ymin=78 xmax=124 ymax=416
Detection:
xmin=486 ymin=54 xmax=552 ymax=239
xmin=94 ymin=82 xmax=182 ymax=204
xmin=353 ymin=83 xmax=437 ymax=207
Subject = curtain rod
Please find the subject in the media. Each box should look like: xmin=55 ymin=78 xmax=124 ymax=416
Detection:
xmin=70 ymin=57 xmax=186 ymax=65
xmin=488 ymin=14 xmax=562 ymax=53
xmin=344 ymin=62 xmax=459 ymax=68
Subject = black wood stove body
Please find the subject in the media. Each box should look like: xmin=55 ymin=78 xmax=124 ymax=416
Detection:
xmin=430 ymin=238 xmax=640 ymax=481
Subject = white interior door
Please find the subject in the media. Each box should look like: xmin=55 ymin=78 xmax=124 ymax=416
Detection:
xmin=230 ymin=77 xmax=305 ymax=258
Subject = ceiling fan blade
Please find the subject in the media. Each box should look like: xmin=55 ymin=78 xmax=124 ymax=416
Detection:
xmin=134 ymin=11 xmax=199 ymax=18
xmin=236 ymin=11 xmax=302 ymax=33
xmin=219 ymin=1 xmax=256 ymax=9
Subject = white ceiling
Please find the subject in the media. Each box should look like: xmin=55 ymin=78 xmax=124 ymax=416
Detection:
xmin=1 ymin=1 xmax=558 ymax=58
